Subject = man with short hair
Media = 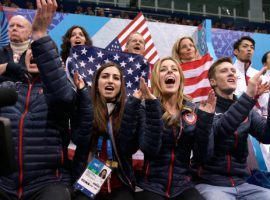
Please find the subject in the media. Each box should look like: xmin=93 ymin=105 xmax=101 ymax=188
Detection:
xmin=233 ymin=36 xmax=269 ymax=116
xmin=193 ymin=57 xmax=270 ymax=200
xmin=125 ymin=32 xmax=145 ymax=56
xmin=0 ymin=15 xmax=32 ymax=82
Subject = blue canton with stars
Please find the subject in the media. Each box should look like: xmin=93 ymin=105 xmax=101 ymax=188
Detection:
xmin=105 ymin=38 xmax=123 ymax=52
xmin=67 ymin=45 xmax=149 ymax=96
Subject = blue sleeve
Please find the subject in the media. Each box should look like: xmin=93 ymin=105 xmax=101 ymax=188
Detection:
xmin=31 ymin=36 xmax=75 ymax=105
xmin=137 ymin=99 xmax=163 ymax=157
xmin=193 ymin=108 xmax=214 ymax=163
xmin=119 ymin=97 xmax=163 ymax=157
xmin=71 ymin=87 xmax=93 ymax=150
xmin=213 ymin=93 xmax=256 ymax=138
xmin=249 ymin=97 xmax=270 ymax=144
xmin=118 ymin=96 xmax=142 ymax=156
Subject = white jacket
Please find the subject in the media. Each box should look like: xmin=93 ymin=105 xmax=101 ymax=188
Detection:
xmin=234 ymin=59 xmax=269 ymax=116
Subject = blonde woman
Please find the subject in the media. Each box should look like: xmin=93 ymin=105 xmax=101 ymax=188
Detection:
xmin=120 ymin=57 xmax=216 ymax=200
xmin=172 ymin=36 xmax=200 ymax=64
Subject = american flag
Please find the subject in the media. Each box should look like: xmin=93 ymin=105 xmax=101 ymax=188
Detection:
xmin=182 ymin=53 xmax=213 ymax=102
xmin=106 ymin=12 xmax=159 ymax=65
xmin=66 ymin=45 xmax=149 ymax=96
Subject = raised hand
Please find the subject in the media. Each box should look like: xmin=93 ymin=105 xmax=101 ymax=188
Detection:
xmin=199 ymin=89 xmax=216 ymax=113
xmin=73 ymin=71 xmax=85 ymax=90
xmin=256 ymin=82 xmax=270 ymax=97
xmin=246 ymin=67 xmax=267 ymax=98
xmin=32 ymin=0 xmax=58 ymax=40
xmin=133 ymin=89 xmax=142 ymax=100
xmin=139 ymin=77 xmax=156 ymax=100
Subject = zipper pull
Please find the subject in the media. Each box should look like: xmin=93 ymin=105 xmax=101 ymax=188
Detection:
xmin=107 ymin=174 xmax=111 ymax=193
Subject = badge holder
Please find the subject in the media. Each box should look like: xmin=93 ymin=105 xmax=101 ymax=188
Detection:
xmin=74 ymin=158 xmax=112 ymax=199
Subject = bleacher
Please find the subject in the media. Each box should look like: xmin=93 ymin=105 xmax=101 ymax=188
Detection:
xmin=1 ymin=0 xmax=270 ymax=34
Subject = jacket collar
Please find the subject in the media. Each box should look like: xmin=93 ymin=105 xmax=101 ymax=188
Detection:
xmin=234 ymin=59 xmax=251 ymax=73
xmin=216 ymin=93 xmax=237 ymax=112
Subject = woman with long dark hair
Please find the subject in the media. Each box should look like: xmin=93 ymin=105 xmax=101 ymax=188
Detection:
xmin=72 ymin=62 xmax=136 ymax=200
xmin=60 ymin=25 xmax=92 ymax=64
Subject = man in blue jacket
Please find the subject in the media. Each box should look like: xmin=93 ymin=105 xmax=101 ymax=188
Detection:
xmin=0 ymin=0 xmax=75 ymax=199
xmin=194 ymin=57 xmax=270 ymax=200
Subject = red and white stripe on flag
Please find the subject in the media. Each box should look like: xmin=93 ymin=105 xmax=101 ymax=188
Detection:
xmin=117 ymin=12 xmax=159 ymax=65
xmin=181 ymin=53 xmax=213 ymax=102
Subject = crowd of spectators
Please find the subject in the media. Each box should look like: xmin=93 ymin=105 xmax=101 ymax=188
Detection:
xmin=0 ymin=0 xmax=269 ymax=34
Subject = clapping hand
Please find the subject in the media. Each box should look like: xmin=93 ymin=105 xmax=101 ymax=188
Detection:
xmin=139 ymin=77 xmax=156 ymax=100
xmin=199 ymin=89 xmax=216 ymax=113
xmin=256 ymin=82 xmax=270 ymax=97
xmin=246 ymin=67 xmax=267 ymax=98
xmin=73 ymin=71 xmax=85 ymax=90
xmin=132 ymin=77 xmax=156 ymax=100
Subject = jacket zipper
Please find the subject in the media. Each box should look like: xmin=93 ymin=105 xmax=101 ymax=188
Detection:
xmin=226 ymin=154 xmax=235 ymax=186
xmin=165 ymin=127 xmax=177 ymax=197
xmin=234 ymin=131 xmax=238 ymax=149
xmin=165 ymin=148 xmax=175 ymax=197
xmin=144 ymin=161 xmax=150 ymax=181
xmin=18 ymin=78 xmax=38 ymax=198
xmin=55 ymin=150 xmax=64 ymax=178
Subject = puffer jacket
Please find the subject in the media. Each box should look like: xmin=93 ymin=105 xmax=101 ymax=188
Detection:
xmin=0 ymin=36 xmax=76 ymax=199
xmin=71 ymin=89 xmax=136 ymax=191
xmin=119 ymin=96 xmax=214 ymax=198
xmin=192 ymin=93 xmax=270 ymax=187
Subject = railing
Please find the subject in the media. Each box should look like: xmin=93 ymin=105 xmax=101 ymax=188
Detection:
xmin=75 ymin=0 xmax=269 ymax=23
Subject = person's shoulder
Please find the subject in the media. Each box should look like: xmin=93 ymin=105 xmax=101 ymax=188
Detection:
xmin=0 ymin=44 xmax=11 ymax=51
xmin=183 ymin=99 xmax=195 ymax=108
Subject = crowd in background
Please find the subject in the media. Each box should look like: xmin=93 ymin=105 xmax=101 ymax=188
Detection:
xmin=1 ymin=0 xmax=270 ymax=199
xmin=0 ymin=0 xmax=269 ymax=34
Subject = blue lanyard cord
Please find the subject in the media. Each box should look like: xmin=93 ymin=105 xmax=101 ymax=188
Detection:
xmin=96 ymin=136 xmax=114 ymax=160
xmin=95 ymin=119 xmax=114 ymax=160
xmin=97 ymin=136 xmax=103 ymax=152
xmin=106 ymin=118 xmax=114 ymax=160
xmin=106 ymin=139 xmax=113 ymax=160
xmin=107 ymin=117 xmax=113 ymax=138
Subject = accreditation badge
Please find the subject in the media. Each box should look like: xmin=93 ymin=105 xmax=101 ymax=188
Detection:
xmin=74 ymin=158 xmax=112 ymax=199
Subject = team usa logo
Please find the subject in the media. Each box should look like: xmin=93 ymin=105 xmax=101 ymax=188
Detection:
xmin=183 ymin=112 xmax=197 ymax=125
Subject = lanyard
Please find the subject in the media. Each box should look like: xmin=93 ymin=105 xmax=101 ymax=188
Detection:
xmin=96 ymin=119 xmax=114 ymax=160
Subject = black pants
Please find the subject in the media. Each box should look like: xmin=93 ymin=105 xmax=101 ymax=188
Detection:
xmin=0 ymin=183 xmax=72 ymax=200
xmin=74 ymin=186 xmax=135 ymax=200
xmin=135 ymin=187 xmax=205 ymax=200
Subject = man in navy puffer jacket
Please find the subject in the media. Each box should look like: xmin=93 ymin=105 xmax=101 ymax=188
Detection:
xmin=0 ymin=1 xmax=75 ymax=199
xmin=194 ymin=57 xmax=270 ymax=200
